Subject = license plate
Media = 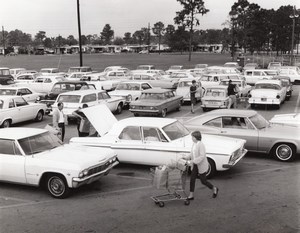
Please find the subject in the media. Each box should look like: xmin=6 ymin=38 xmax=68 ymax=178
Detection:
xmin=209 ymin=102 xmax=218 ymax=105
xmin=261 ymin=98 xmax=267 ymax=101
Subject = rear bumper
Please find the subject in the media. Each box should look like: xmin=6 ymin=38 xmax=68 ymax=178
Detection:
xmin=248 ymin=98 xmax=280 ymax=105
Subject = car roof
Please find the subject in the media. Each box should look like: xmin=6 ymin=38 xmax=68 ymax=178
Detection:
xmin=142 ymin=88 xmax=171 ymax=94
xmin=256 ymin=80 xmax=281 ymax=85
xmin=0 ymin=128 xmax=47 ymax=140
xmin=55 ymin=81 xmax=88 ymax=84
xmin=118 ymin=117 xmax=177 ymax=128
xmin=58 ymin=89 xmax=104 ymax=96
xmin=198 ymin=109 xmax=257 ymax=118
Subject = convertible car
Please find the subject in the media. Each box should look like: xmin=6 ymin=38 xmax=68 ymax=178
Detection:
xmin=0 ymin=128 xmax=118 ymax=198
xmin=70 ymin=105 xmax=247 ymax=178
xmin=184 ymin=109 xmax=300 ymax=162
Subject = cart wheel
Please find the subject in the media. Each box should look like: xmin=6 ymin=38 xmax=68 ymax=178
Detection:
xmin=184 ymin=200 xmax=190 ymax=205
xmin=158 ymin=202 xmax=164 ymax=207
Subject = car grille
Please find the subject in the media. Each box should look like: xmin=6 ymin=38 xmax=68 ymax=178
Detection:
xmin=87 ymin=161 xmax=112 ymax=176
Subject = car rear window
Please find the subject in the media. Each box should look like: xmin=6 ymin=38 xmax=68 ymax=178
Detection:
xmin=57 ymin=95 xmax=81 ymax=103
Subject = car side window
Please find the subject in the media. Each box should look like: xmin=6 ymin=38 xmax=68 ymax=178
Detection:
xmin=8 ymin=100 xmax=15 ymax=108
xmin=222 ymin=117 xmax=254 ymax=129
xmin=142 ymin=127 xmax=160 ymax=142
xmin=82 ymin=94 xmax=97 ymax=103
xmin=15 ymin=97 xmax=28 ymax=107
xmin=0 ymin=139 xmax=22 ymax=155
xmin=141 ymin=83 xmax=151 ymax=90
xmin=44 ymin=78 xmax=52 ymax=83
xmin=119 ymin=126 xmax=141 ymax=140
xmin=203 ymin=118 xmax=222 ymax=128
xmin=101 ymin=92 xmax=110 ymax=99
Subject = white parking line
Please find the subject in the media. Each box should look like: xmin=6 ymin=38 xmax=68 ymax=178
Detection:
xmin=0 ymin=196 xmax=33 ymax=203
xmin=232 ymin=164 xmax=300 ymax=176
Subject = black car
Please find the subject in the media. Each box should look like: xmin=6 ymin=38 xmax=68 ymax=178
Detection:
xmin=39 ymin=81 xmax=96 ymax=114
xmin=0 ymin=68 xmax=14 ymax=85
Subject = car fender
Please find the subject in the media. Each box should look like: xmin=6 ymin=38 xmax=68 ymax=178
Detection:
xmin=0 ymin=117 xmax=13 ymax=125
xmin=267 ymin=139 xmax=299 ymax=154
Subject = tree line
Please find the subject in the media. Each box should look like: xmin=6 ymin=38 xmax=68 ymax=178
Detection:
xmin=0 ymin=0 xmax=299 ymax=56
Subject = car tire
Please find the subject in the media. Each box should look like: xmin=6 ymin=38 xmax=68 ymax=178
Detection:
xmin=115 ymin=103 xmax=123 ymax=114
xmin=271 ymin=143 xmax=296 ymax=162
xmin=35 ymin=110 xmax=44 ymax=122
xmin=46 ymin=174 xmax=70 ymax=199
xmin=176 ymin=102 xmax=181 ymax=111
xmin=250 ymin=104 xmax=255 ymax=109
xmin=133 ymin=113 xmax=139 ymax=117
xmin=206 ymin=158 xmax=216 ymax=179
xmin=161 ymin=109 xmax=167 ymax=118
xmin=1 ymin=119 xmax=11 ymax=128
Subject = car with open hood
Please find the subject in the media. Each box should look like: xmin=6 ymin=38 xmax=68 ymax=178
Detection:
xmin=70 ymin=105 xmax=247 ymax=178
xmin=248 ymin=80 xmax=287 ymax=109
xmin=0 ymin=128 xmax=118 ymax=198
xmin=184 ymin=109 xmax=300 ymax=162
xmin=129 ymin=88 xmax=183 ymax=117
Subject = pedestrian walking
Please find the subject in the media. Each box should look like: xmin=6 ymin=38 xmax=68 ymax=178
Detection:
xmin=227 ymin=79 xmax=239 ymax=109
xmin=190 ymin=80 xmax=197 ymax=113
xmin=72 ymin=104 xmax=90 ymax=137
xmin=183 ymin=131 xmax=218 ymax=200
xmin=52 ymin=102 xmax=67 ymax=142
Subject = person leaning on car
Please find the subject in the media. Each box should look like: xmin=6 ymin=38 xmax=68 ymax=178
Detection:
xmin=72 ymin=104 xmax=90 ymax=137
xmin=227 ymin=80 xmax=239 ymax=109
xmin=53 ymin=101 xmax=67 ymax=142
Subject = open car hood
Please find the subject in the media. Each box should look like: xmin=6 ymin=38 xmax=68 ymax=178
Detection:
xmin=81 ymin=105 xmax=118 ymax=136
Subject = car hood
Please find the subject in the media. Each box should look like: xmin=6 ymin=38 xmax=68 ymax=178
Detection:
xmin=82 ymin=104 xmax=118 ymax=136
xmin=176 ymin=134 xmax=246 ymax=155
xmin=269 ymin=114 xmax=300 ymax=127
xmin=34 ymin=144 xmax=116 ymax=168
xmin=130 ymin=99 xmax=164 ymax=106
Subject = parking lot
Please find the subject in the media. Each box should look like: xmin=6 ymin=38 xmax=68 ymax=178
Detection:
xmin=1 ymin=78 xmax=299 ymax=233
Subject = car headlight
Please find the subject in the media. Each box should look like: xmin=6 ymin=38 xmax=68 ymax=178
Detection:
xmin=276 ymin=95 xmax=280 ymax=99
xmin=131 ymin=105 xmax=136 ymax=109
xmin=79 ymin=169 xmax=89 ymax=178
xmin=36 ymin=96 xmax=41 ymax=101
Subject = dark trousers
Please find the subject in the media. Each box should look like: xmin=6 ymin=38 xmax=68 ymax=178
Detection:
xmin=190 ymin=165 xmax=214 ymax=192
xmin=58 ymin=123 xmax=65 ymax=142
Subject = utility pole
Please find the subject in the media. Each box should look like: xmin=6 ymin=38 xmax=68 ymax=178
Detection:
xmin=2 ymin=26 xmax=5 ymax=57
xmin=77 ymin=0 xmax=83 ymax=66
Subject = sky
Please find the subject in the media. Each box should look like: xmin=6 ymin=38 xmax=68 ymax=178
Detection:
xmin=0 ymin=0 xmax=298 ymax=38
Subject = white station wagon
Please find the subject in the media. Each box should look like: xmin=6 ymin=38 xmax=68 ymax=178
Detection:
xmin=0 ymin=128 xmax=118 ymax=198
xmin=70 ymin=105 xmax=247 ymax=178
xmin=0 ymin=96 xmax=46 ymax=128
xmin=248 ymin=80 xmax=287 ymax=109
xmin=53 ymin=89 xmax=125 ymax=117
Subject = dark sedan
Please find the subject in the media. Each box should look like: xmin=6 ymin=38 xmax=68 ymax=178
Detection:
xmin=129 ymin=88 xmax=183 ymax=117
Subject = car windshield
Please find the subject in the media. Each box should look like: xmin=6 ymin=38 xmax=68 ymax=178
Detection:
xmin=140 ymin=93 xmax=165 ymax=100
xmin=18 ymin=132 xmax=62 ymax=155
xmin=249 ymin=113 xmax=269 ymax=129
xmin=162 ymin=121 xmax=190 ymax=141
xmin=137 ymin=66 xmax=150 ymax=70
xmin=205 ymin=89 xmax=225 ymax=97
xmin=0 ymin=69 xmax=10 ymax=75
xmin=52 ymin=84 xmax=76 ymax=92
xmin=179 ymin=81 xmax=193 ymax=87
xmin=255 ymin=83 xmax=280 ymax=90
xmin=0 ymin=89 xmax=17 ymax=95
xmin=69 ymin=68 xmax=81 ymax=72
xmin=57 ymin=95 xmax=81 ymax=103
xmin=116 ymin=83 xmax=140 ymax=90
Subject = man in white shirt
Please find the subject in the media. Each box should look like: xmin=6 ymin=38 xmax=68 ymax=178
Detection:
xmin=53 ymin=102 xmax=67 ymax=141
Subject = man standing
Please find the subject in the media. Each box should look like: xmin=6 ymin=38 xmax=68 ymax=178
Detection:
xmin=53 ymin=102 xmax=67 ymax=141
xmin=190 ymin=80 xmax=197 ymax=113
xmin=227 ymin=80 xmax=238 ymax=109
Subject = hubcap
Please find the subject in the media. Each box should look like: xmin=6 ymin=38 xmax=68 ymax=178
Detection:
xmin=49 ymin=177 xmax=65 ymax=196
xmin=276 ymin=145 xmax=292 ymax=160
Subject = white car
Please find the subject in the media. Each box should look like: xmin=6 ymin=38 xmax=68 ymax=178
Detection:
xmin=278 ymin=67 xmax=300 ymax=83
xmin=204 ymin=66 xmax=240 ymax=74
xmin=201 ymin=86 xmax=232 ymax=111
xmin=19 ymin=75 xmax=66 ymax=93
xmin=66 ymin=72 xmax=92 ymax=81
xmin=219 ymin=79 xmax=252 ymax=97
xmin=175 ymin=78 xmax=203 ymax=103
xmin=53 ymin=89 xmax=125 ymax=117
xmin=0 ymin=127 xmax=118 ymax=198
xmin=9 ymin=68 xmax=26 ymax=78
xmin=109 ymin=81 xmax=152 ymax=105
xmin=68 ymin=66 xmax=93 ymax=73
xmin=70 ymin=105 xmax=247 ymax=178
xmin=165 ymin=65 xmax=183 ymax=74
xmin=199 ymin=73 xmax=241 ymax=87
xmin=0 ymin=96 xmax=46 ymax=127
xmin=248 ymin=80 xmax=287 ymax=109
xmin=0 ymin=86 xmax=44 ymax=102
xmin=270 ymin=113 xmax=300 ymax=127
xmin=243 ymin=69 xmax=277 ymax=85
xmin=14 ymin=73 xmax=38 ymax=84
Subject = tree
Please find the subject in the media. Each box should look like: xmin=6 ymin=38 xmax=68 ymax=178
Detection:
xmin=174 ymin=0 xmax=209 ymax=61
xmin=168 ymin=26 xmax=189 ymax=53
xmin=80 ymin=35 xmax=88 ymax=45
xmin=113 ymin=37 xmax=125 ymax=45
xmin=34 ymin=31 xmax=46 ymax=45
xmin=67 ymin=35 xmax=78 ymax=45
xmin=123 ymin=32 xmax=132 ymax=44
xmin=152 ymin=21 xmax=165 ymax=54
xmin=101 ymin=24 xmax=114 ymax=45
xmin=164 ymin=24 xmax=176 ymax=45
xmin=43 ymin=38 xmax=52 ymax=48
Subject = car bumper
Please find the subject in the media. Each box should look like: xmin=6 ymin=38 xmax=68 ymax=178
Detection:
xmin=130 ymin=109 xmax=160 ymax=114
xmin=72 ymin=161 xmax=119 ymax=188
xmin=248 ymin=98 xmax=281 ymax=105
xmin=223 ymin=148 xmax=247 ymax=169
xmin=201 ymin=104 xmax=227 ymax=109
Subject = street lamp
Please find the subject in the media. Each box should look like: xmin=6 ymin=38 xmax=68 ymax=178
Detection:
xmin=289 ymin=6 xmax=299 ymax=65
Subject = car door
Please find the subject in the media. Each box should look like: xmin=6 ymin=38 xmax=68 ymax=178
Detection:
xmin=219 ymin=116 xmax=259 ymax=151
xmin=166 ymin=91 xmax=179 ymax=111
xmin=0 ymin=139 xmax=26 ymax=183
xmin=15 ymin=97 xmax=35 ymax=122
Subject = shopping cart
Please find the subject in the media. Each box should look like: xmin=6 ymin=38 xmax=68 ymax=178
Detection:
xmin=150 ymin=165 xmax=190 ymax=207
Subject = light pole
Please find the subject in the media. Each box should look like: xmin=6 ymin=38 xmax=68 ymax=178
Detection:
xmin=289 ymin=6 xmax=299 ymax=65
xmin=77 ymin=0 xmax=83 ymax=66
